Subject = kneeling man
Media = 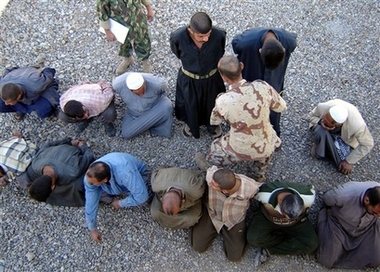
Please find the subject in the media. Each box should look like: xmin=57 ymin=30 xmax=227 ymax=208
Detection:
xmin=150 ymin=167 xmax=205 ymax=229
xmin=190 ymin=164 xmax=261 ymax=261
xmin=112 ymin=72 xmax=173 ymax=139
xmin=317 ymin=181 xmax=380 ymax=269
xmin=84 ymin=152 xmax=152 ymax=242
xmin=247 ymin=181 xmax=318 ymax=263
xmin=308 ymin=99 xmax=373 ymax=175
xmin=26 ymin=138 xmax=94 ymax=207
xmin=0 ymin=66 xmax=59 ymax=120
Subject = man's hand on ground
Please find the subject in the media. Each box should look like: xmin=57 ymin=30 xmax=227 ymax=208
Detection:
xmin=111 ymin=200 xmax=121 ymax=210
xmin=90 ymin=229 xmax=103 ymax=243
xmin=339 ymin=160 xmax=353 ymax=175
xmin=71 ymin=139 xmax=80 ymax=146
xmin=78 ymin=140 xmax=87 ymax=147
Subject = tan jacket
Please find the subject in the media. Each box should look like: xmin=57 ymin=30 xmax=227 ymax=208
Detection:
xmin=150 ymin=167 xmax=205 ymax=229
xmin=308 ymin=99 xmax=373 ymax=164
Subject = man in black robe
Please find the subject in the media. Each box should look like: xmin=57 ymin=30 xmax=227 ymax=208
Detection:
xmin=170 ymin=12 xmax=226 ymax=139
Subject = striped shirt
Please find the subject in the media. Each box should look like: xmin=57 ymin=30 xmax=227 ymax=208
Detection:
xmin=206 ymin=166 xmax=261 ymax=232
xmin=60 ymin=82 xmax=114 ymax=118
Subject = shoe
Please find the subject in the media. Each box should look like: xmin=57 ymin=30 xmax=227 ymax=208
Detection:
xmin=76 ymin=121 xmax=90 ymax=133
xmin=142 ymin=59 xmax=153 ymax=73
xmin=259 ymin=248 xmax=270 ymax=264
xmin=194 ymin=152 xmax=210 ymax=171
xmin=104 ymin=123 xmax=116 ymax=137
xmin=182 ymin=123 xmax=193 ymax=138
xmin=252 ymin=248 xmax=270 ymax=267
xmin=116 ymin=56 xmax=134 ymax=75
xmin=14 ymin=112 xmax=25 ymax=121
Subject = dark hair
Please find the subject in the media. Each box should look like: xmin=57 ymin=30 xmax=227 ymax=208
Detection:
xmin=218 ymin=56 xmax=242 ymax=80
xmin=1 ymin=83 xmax=23 ymax=101
xmin=189 ymin=12 xmax=212 ymax=34
xmin=260 ymin=39 xmax=285 ymax=70
xmin=86 ymin=161 xmax=111 ymax=182
xmin=29 ymin=175 xmax=53 ymax=202
xmin=365 ymin=186 xmax=380 ymax=206
xmin=63 ymin=100 xmax=85 ymax=118
xmin=213 ymin=169 xmax=236 ymax=190
xmin=281 ymin=193 xmax=304 ymax=219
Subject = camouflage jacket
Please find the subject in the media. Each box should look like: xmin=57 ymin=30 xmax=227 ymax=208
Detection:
xmin=210 ymin=79 xmax=287 ymax=159
xmin=96 ymin=0 xmax=151 ymax=29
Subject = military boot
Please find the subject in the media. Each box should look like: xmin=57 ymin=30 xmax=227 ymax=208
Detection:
xmin=142 ymin=59 xmax=153 ymax=73
xmin=116 ymin=56 xmax=134 ymax=75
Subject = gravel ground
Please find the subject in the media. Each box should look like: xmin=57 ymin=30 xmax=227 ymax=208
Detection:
xmin=0 ymin=0 xmax=379 ymax=271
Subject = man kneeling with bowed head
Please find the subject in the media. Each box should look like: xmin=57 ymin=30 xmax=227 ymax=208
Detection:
xmin=84 ymin=152 xmax=152 ymax=242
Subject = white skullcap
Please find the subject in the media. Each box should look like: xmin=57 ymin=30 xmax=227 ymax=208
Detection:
xmin=126 ymin=73 xmax=144 ymax=90
xmin=329 ymin=105 xmax=348 ymax=124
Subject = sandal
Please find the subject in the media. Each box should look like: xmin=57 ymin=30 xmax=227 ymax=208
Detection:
xmin=14 ymin=112 xmax=25 ymax=121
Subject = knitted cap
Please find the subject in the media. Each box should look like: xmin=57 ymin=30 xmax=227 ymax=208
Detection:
xmin=329 ymin=105 xmax=348 ymax=124
xmin=126 ymin=73 xmax=144 ymax=90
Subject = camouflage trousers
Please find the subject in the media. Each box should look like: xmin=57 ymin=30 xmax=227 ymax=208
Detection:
xmin=206 ymin=137 xmax=273 ymax=178
xmin=119 ymin=15 xmax=151 ymax=60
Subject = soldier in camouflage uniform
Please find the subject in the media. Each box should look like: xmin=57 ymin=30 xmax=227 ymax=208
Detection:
xmin=97 ymin=0 xmax=154 ymax=74
xmin=204 ymin=56 xmax=287 ymax=182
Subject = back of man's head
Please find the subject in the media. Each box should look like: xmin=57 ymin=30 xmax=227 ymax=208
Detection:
xmin=161 ymin=191 xmax=182 ymax=215
xmin=1 ymin=83 xmax=23 ymax=101
xmin=64 ymin=100 xmax=85 ymax=118
xmin=366 ymin=186 xmax=380 ymax=206
xmin=280 ymin=193 xmax=304 ymax=219
xmin=213 ymin=169 xmax=236 ymax=190
xmin=260 ymin=39 xmax=285 ymax=70
xmin=29 ymin=175 xmax=53 ymax=202
xmin=86 ymin=161 xmax=110 ymax=182
xmin=190 ymin=12 xmax=212 ymax=34
xmin=218 ymin=56 xmax=242 ymax=81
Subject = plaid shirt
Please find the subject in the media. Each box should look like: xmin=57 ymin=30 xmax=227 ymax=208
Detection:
xmin=206 ymin=166 xmax=261 ymax=232
xmin=60 ymin=82 xmax=114 ymax=118
xmin=0 ymin=137 xmax=37 ymax=175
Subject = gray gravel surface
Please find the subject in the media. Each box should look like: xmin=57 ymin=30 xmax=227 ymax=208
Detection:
xmin=0 ymin=0 xmax=379 ymax=271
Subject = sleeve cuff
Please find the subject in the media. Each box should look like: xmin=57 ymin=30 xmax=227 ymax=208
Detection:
xmin=88 ymin=222 xmax=96 ymax=230
xmin=142 ymin=0 xmax=152 ymax=6
xmin=99 ymin=20 xmax=110 ymax=29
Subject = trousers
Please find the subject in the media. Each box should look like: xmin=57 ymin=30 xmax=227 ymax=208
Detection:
xmin=247 ymin=209 xmax=318 ymax=255
xmin=190 ymin=205 xmax=246 ymax=261
xmin=121 ymin=96 xmax=173 ymax=139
